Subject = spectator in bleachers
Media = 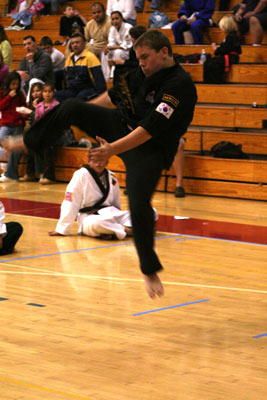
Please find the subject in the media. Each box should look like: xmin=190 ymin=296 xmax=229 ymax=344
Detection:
xmin=172 ymin=0 xmax=215 ymax=44
xmin=17 ymin=35 xmax=54 ymax=92
xmin=0 ymin=72 xmax=26 ymax=183
xmin=0 ymin=72 xmax=26 ymax=145
xmin=84 ymin=2 xmax=111 ymax=59
xmin=112 ymin=24 xmax=146 ymax=85
xmin=56 ymin=33 xmax=106 ymax=102
xmin=0 ymin=27 xmax=12 ymax=69
xmin=5 ymin=0 xmax=44 ymax=30
xmin=233 ymin=0 xmax=267 ymax=45
xmin=39 ymin=36 xmax=65 ymax=90
xmin=106 ymin=0 xmax=136 ymax=25
xmin=0 ymin=52 xmax=9 ymax=86
xmin=102 ymin=11 xmax=132 ymax=79
xmin=135 ymin=0 xmax=160 ymax=13
xmin=59 ymin=5 xmax=87 ymax=44
xmin=204 ymin=15 xmax=242 ymax=83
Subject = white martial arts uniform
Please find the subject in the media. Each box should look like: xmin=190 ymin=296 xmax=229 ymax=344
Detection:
xmin=55 ymin=166 xmax=132 ymax=239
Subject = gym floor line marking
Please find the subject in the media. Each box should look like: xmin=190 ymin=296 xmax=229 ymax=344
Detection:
xmin=0 ymin=375 xmax=92 ymax=400
xmin=0 ymin=234 xmax=183 ymax=264
xmin=132 ymin=298 xmax=209 ymax=316
xmin=253 ymin=333 xmax=267 ymax=339
xmin=0 ymin=270 xmax=266 ymax=294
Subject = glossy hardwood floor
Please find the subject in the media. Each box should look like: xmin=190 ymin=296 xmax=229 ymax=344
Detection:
xmin=0 ymin=181 xmax=266 ymax=400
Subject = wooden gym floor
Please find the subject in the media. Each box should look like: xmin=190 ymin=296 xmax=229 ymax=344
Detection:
xmin=0 ymin=181 xmax=266 ymax=400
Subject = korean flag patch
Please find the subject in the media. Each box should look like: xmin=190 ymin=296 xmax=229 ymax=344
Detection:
xmin=155 ymin=102 xmax=174 ymax=119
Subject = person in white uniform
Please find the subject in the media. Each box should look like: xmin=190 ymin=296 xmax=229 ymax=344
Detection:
xmin=49 ymin=153 xmax=132 ymax=239
xmin=0 ymin=201 xmax=23 ymax=255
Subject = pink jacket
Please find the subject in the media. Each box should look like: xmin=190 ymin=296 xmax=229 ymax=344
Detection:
xmin=35 ymin=98 xmax=59 ymax=121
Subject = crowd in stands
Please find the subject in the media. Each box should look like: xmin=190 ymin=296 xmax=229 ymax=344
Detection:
xmin=0 ymin=0 xmax=266 ymax=196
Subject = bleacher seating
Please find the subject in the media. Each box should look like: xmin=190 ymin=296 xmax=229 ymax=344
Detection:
xmin=0 ymin=0 xmax=266 ymax=200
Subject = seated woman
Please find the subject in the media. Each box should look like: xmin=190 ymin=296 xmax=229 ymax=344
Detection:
xmin=172 ymin=0 xmax=215 ymax=44
xmin=102 ymin=11 xmax=132 ymax=80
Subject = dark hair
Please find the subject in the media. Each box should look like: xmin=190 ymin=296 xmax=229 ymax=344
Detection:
xmin=111 ymin=10 xmax=123 ymax=20
xmin=39 ymin=36 xmax=53 ymax=47
xmin=70 ymin=32 xmax=86 ymax=41
xmin=43 ymin=82 xmax=55 ymax=91
xmin=23 ymin=35 xmax=36 ymax=42
xmin=129 ymin=25 xmax=147 ymax=40
xmin=3 ymin=71 xmax=22 ymax=95
xmin=29 ymin=82 xmax=44 ymax=105
xmin=91 ymin=2 xmax=105 ymax=12
xmin=134 ymin=30 xmax=173 ymax=56
xmin=0 ymin=25 xmax=9 ymax=43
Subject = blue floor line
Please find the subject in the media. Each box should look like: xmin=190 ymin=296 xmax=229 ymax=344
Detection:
xmin=132 ymin=298 xmax=210 ymax=316
xmin=0 ymin=234 xmax=182 ymax=264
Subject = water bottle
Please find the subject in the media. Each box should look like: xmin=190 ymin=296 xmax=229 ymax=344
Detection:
xmin=199 ymin=49 xmax=207 ymax=64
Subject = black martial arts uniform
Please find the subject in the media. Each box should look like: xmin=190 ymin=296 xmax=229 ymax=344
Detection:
xmin=23 ymin=63 xmax=197 ymax=276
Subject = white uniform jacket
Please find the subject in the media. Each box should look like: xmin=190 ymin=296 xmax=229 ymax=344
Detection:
xmin=0 ymin=202 xmax=7 ymax=237
xmin=55 ymin=167 xmax=131 ymax=239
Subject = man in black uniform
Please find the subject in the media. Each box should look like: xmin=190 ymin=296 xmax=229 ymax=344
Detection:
xmin=6 ymin=30 xmax=197 ymax=298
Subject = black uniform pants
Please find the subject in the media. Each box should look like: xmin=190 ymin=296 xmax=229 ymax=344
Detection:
xmin=0 ymin=222 xmax=23 ymax=255
xmin=24 ymin=99 xmax=164 ymax=275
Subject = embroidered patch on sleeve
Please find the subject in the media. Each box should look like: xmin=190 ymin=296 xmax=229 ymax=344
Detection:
xmin=65 ymin=192 xmax=72 ymax=201
xmin=155 ymin=102 xmax=174 ymax=119
xmin=162 ymin=94 xmax=179 ymax=108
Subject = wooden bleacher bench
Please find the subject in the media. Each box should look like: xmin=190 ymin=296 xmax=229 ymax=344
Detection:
xmin=182 ymin=63 xmax=267 ymax=84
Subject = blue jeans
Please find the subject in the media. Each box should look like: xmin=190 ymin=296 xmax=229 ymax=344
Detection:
xmin=172 ymin=19 xmax=209 ymax=44
xmin=0 ymin=125 xmax=24 ymax=142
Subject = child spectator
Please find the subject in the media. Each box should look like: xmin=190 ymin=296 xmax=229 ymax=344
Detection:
xmin=204 ymin=15 xmax=242 ymax=83
xmin=20 ymin=83 xmax=59 ymax=184
xmin=0 ymin=71 xmax=26 ymax=143
xmin=0 ymin=72 xmax=26 ymax=182
xmin=59 ymin=6 xmax=87 ymax=44
xmin=0 ymin=26 xmax=12 ymax=68
xmin=0 ymin=201 xmax=23 ymax=255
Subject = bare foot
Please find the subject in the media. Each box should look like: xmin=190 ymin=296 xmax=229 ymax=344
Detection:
xmin=143 ymin=273 xmax=164 ymax=298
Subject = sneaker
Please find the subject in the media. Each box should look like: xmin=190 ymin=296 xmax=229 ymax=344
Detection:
xmin=174 ymin=186 xmax=185 ymax=198
xmin=39 ymin=177 xmax=53 ymax=185
xmin=13 ymin=25 xmax=26 ymax=30
xmin=19 ymin=174 xmax=36 ymax=182
xmin=0 ymin=175 xmax=13 ymax=182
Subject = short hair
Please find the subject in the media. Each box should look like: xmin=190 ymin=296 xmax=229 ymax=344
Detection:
xmin=219 ymin=16 xmax=238 ymax=33
xmin=23 ymin=35 xmax=36 ymax=42
xmin=129 ymin=25 xmax=147 ymax=40
xmin=134 ymin=30 xmax=173 ymax=56
xmin=91 ymin=2 xmax=105 ymax=12
xmin=39 ymin=36 xmax=53 ymax=47
xmin=70 ymin=32 xmax=86 ymax=41
xmin=110 ymin=10 xmax=123 ymax=20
